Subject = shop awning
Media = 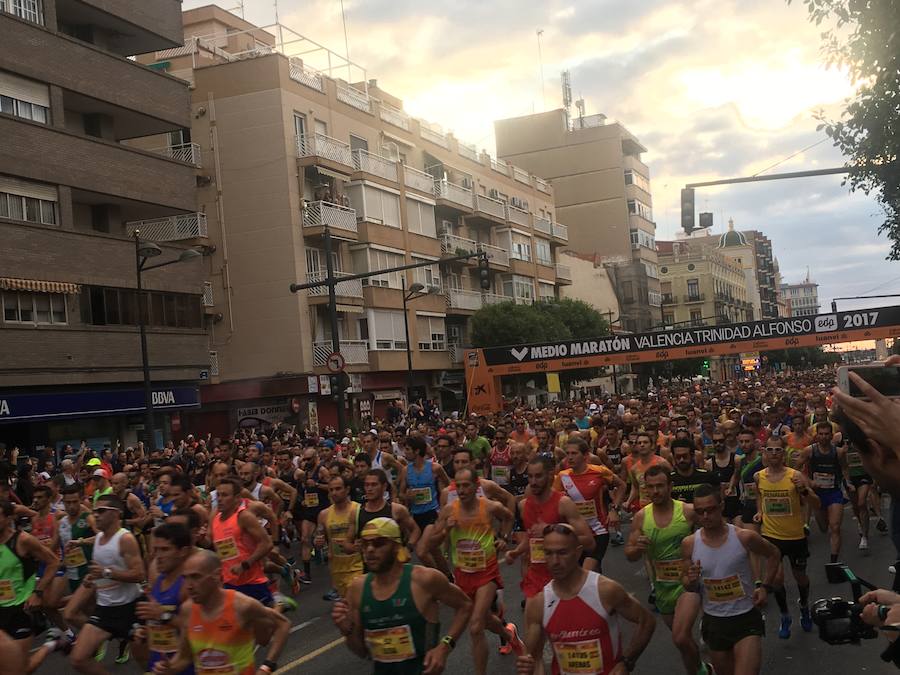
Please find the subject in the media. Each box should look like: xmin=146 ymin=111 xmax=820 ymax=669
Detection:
xmin=336 ymin=303 xmax=364 ymax=313
xmin=0 ymin=277 xmax=81 ymax=294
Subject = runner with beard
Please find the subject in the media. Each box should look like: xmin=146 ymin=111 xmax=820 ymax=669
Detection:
xmin=298 ymin=447 xmax=330 ymax=584
xmin=670 ymin=441 xmax=720 ymax=504
xmin=506 ymin=456 xmax=594 ymax=600
xmin=398 ymin=436 xmax=450 ymax=577
xmin=332 ymin=517 xmax=472 ymax=675
xmin=314 ymin=476 xmax=364 ymax=600
xmin=707 ymin=429 xmax=741 ymax=523
xmin=357 ymin=470 xmax=420 ymax=571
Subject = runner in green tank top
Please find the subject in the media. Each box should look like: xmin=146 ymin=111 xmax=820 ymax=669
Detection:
xmin=333 ymin=518 xmax=472 ymax=675
xmin=625 ymin=466 xmax=709 ymax=675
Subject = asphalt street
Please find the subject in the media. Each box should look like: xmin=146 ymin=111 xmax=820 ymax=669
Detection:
xmin=37 ymin=502 xmax=900 ymax=674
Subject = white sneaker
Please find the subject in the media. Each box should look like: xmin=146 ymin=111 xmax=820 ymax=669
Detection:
xmin=859 ymin=536 xmax=869 ymax=552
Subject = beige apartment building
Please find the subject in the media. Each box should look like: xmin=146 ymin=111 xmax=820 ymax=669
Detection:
xmin=656 ymin=240 xmax=751 ymax=328
xmin=494 ymin=110 xmax=661 ymax=333
xmin=0 ymin=0 xmax=208 ymax=450
xmin=137 ymin=6 xmax=572 ymax=430
xmin=781 ymin=272 xmax=820 ymax=317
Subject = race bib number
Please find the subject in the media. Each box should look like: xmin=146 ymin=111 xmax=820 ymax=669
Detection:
xmin=575 ymin=500 xmax=598 ymax=521
xmin=492 ymin=465 xmax=510 ymax=485
xmin=848 ymin=452 xmax=863 ymax=469
xmin=148 ymin=623 xmax=179 ymax=653
xmin=764 ymin=496 xmax=792 ymax=516
xmin=364 ymin=625 xmax=416 ymax=663
xmin=304 ymin=492 xmax=320 ymax=508
xmin=654 ymin=559 xmax=682 ymax=583
xmin=703 ymin=575 xmax=745 ymax=602
xmin=529 ymin=538 xmax=546 ymax=564
xmin=197 ymin=648 xmax=237 ymax=675
xmin=409 ymin=487 xmax=433 ymax=506
xmin=0 ymin=580 xmax=14 ymax=602
xmin=742 ymin=482 xmax=757 ymax=500
xmin=214 ymin=537 xmax=239 ymax=561
xmin=553 ymin=639 xmax=603 ymax=675
xmin=812 ymin=472 xmax=835 ymax=490
xmin=64 ymin=546 xmax=87 ymax=568
xmin=456 ymin=539 xmax=486 ymax=572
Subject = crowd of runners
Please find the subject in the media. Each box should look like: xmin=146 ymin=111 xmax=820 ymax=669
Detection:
xmin=0 ymin=368 xmax=895 ymax=675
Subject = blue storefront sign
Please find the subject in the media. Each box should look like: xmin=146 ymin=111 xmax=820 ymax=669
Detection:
xmin=0 ymin=386 xmax=201 ymax=424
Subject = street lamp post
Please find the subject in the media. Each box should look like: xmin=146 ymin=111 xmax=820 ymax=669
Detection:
xmin=133 ymin=230 xmax=202 ymax=449
xmin=402 ymin=278 xmax=427 ymax=406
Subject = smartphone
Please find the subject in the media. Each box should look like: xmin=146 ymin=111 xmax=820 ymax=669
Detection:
xmin=837 ymin=365 xmax=900 ymax=399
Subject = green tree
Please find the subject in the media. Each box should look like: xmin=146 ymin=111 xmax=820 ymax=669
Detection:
xmin=791 ymin=0 xmax=900 ymax=257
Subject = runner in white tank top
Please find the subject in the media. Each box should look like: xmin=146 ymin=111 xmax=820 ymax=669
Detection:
xmin=682 ymin=485 xmax=781 ymax=675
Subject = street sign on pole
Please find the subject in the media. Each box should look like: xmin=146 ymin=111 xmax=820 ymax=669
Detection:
xmin=326 ymin=352 xmax=346 ymax=373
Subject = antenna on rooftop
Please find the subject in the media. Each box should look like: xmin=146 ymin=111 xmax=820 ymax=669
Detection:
xmin=561 ymin=70 xmax=572 ymax=127
xmin=536 ymin=29 xmax=545 ymax=110
xmin=227 ymin=0 xmax=245 ymax=18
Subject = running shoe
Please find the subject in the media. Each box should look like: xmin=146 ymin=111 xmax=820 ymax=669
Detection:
xmin=877 ymin=517 xmax=888 ymax=534
xmin=297 ymin=570 xmax=312 ymax=585
xmin=274 ymin=592 xmax=298 ymax=612
xmin=859 ymin=536 xmax=870 ymax=554
xmin=803 ymin=524 xmax=810 ymax=536
xmin=505 ymin=622 xmax=525 ymax=656
xmin=778 ymin=614 xmax=792 ymax=639
xmin=800 ymin=604 xmax=813 ymax=632
xmin=291 ymin=569 xmax=304 ymax=594
xmin=94 ymin=640 xmax=108 ymax=662
xmin=323 ymin=589 xmax=340 ymax=601
xmin=610 ymin=532 xmax=625 ymax=547
xmin=499 ymin=642 xmax=513 ymax=655
xmin=115 ymin=640 xmax=130 ymax=664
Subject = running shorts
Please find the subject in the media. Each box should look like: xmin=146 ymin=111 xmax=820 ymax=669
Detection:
xmin=701 ymin=608 xmax=765 ymax=652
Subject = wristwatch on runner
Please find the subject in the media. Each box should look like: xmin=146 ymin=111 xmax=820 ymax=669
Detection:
xmin=440 ymin=635 xmax=456 ymax=650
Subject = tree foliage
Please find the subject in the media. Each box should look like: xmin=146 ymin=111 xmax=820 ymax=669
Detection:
xmin=762 ymin=345 xmax=842 ymax=368
xmin=469 ymin=298 xmax=610 ymax=348
xmin=790 ymin=0 xmax=900 ymax=257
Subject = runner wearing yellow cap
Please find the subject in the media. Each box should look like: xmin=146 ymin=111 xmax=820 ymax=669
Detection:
xmin=332 ymin=517 xmax=473 ymax=675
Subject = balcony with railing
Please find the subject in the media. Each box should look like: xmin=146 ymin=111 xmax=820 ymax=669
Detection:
xmin=684 ymin=293 xmax=705 ymax=303
xmin=151 ymin=142 xmax=202 ymax=167
xmin=288 ymin=58 xmax=325 ymax=92
xmin=490 ymin=158 xmax=509 ymax=176
xmin=126 ymin=212 xmax=207 ymax=241
xmin=305 ymin=271 xmax=363 ymax=298
xmin=555 ymin=263 xmax=573 ymax=282
xmin=535 ymin=177 xmax=551 ymax=194
xmin=458 ymin=141 xmax=478 ymax=162
xmin=662 ymin=293 xmax=675 ymax=305
xmin=449 ymin=343 xmax=469 ymax=365
xmin=551 ymin=222 xmax=569 ymax=241
xmin=446 ymin=289 xmax=484 ymax=312
xmin=434 ymin=180 xmax=473 ymax=210
xmin=506 ymin=204 xmax=531 ymax=227
xmin=512 ymin=166 xmax=530 ymax=184
xmin=379 ymin=103 xmax=409 ymax=130
xmin=403 ymin=165 xmax=435 ymax=194
xmin=479 ymin=241 xmax=509 ymax=267
xmin=296 ymin=133 xmax=353 ymax=169
xmin=440 ymin=232 xmax=478 ymax=256
xmin=352 ymin=149 xmax=398 ymax=182
xmin=420 ymin=122 xmax=449 ymax=149
xmin=482 ymin=293 xmax=510 ymax=306
xmin=474 ymin=194 xmax=505 ymax=221
xmin=534 ymin=216 xmax=552 ymax=235
xmin=313 ymin=340 xmax=369 ymax=366
xmin=303 ymin=200 xmax=357 ymax=235
xmin=336 ymin=81 xmax=371 ymax=112
xmin=202 ymin=281 xmax=214 ymax=307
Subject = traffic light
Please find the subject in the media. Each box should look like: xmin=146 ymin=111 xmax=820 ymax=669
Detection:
xmin=681 ymin=187 xmax=695 ymax=234
xmin=478 ymin=253 xmax=491 ymax=290
xmin=701 ymin=358 xmax=710 ymax=374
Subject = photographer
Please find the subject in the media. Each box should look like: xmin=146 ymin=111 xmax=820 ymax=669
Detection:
xmin=831 ymin=357 xmax=900 ymax=665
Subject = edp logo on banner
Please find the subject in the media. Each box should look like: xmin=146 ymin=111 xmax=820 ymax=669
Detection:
xmin=814 ymin=315 xmax=838 ymax=332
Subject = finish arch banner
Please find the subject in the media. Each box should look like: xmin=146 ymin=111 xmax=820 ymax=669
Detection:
xmin=464 ymin=305 xmax=900 ymax=413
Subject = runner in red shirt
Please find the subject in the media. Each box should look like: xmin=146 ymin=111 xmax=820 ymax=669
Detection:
xmin=553 ymin=437 xmax=625 ymax=573
xmin=505 ymin=455 xmax=594 ymax=598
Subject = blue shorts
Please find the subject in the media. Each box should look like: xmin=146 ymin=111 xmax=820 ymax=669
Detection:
xmin=816 ymin=488 xmax=844 ymax=509
xmin=37 ymin=562 xmax=66 ymax=579
xmin=224 ymin=582 xmax=274 ymax=607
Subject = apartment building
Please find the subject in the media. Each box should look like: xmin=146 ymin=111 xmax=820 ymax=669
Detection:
xmin=138 ymin=6 xmax=571 ymax=431
xmin=494 ymin=109 xmax=661 ymax=333
xmin=686 ymin=220 xmax=780 ymax=320
xmin=657 ymin=240 xmax=751 ymax=327
xmin=0 ymin=0 xmax=208 ymax=450
xmin=781 ymin=272 xmax=820 ymax=317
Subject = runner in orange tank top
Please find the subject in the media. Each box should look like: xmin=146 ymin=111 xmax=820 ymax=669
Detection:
xmin=209 ymin=479 xmax=274 ymax=607
xmin=152 ymin=550 xmax=290 ymax=675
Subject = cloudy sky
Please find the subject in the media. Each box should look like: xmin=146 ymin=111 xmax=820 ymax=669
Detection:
xmin=186 ymin=0 xmax=897 ymax=312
